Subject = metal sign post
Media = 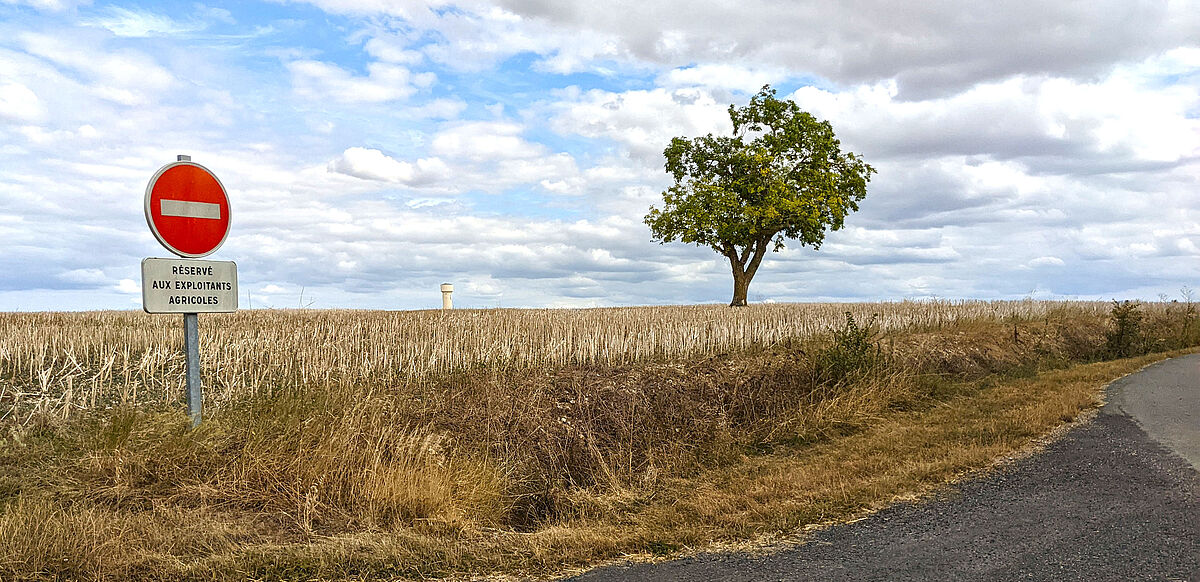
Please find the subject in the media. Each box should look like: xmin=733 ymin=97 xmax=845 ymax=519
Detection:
xmin=183 ymin=312 xmax=202 ymax=427
xmin=142 ymin=154 xmax=236 ymax=428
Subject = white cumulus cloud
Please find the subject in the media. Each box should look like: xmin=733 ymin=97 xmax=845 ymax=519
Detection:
xmin=1028 ymin=256 xmax=1066 ymax=268
xmin=327 ymin=147 xmax=449 ymax=186
xmin=288 ymin=60 xmax=435 ymax=103
xmin=0 ymin=82 xmax=45 ymax=121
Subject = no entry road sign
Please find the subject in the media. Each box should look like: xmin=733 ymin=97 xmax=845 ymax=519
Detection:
xmin=145 ymin=159 xmax=231 ymax=257
xmin=141 ymin=155 xmax=238 ymax=429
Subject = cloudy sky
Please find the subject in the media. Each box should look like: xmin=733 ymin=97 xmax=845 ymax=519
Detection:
xmin=1 ymin=0 xmax=1198 ymax=310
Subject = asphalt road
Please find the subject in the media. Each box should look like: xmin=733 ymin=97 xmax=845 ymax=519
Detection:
xmin=570 ymin=354 xmax=1200 ymax=582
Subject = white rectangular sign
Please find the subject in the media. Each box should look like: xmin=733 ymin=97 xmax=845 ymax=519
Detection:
xmin=141 ymin=257 xmax=238 ymax=313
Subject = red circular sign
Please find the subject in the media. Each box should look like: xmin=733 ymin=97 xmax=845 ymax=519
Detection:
xmin=144 ymin=161 xmax=231 ymax=258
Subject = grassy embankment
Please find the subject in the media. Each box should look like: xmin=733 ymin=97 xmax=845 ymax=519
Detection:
xmin=0 ymin=299 xmax=1196 ymax=580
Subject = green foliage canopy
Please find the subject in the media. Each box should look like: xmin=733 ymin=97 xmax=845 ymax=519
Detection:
xmin=645 ymin=85 xmax=876 ymax=305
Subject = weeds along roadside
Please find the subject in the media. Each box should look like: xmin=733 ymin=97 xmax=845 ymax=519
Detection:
xmin=1 ymin=300 xmax=1198 ymax=580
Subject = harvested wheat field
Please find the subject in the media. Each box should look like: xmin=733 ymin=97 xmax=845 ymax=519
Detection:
xmin=1 ymin=300 xmax=1197 ymax=580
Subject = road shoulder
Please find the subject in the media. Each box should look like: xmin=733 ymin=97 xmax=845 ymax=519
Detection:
xmin=570 ymin=354 xmax=1200 ymax=582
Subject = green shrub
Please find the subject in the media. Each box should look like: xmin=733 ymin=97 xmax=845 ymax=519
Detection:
xmin=1105 ymin=300 xmax=1144 ymax=358
xmin=816 ymin=312 xmax=886 ymax=385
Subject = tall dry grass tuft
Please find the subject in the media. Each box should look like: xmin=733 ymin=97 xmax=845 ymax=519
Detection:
xmin=64 ymin=391 xmax=507 ymax=537
xmin=0 ymin=495 xmax=251 ymax=580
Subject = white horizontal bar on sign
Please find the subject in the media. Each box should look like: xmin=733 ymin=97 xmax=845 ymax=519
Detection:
xmin=161 ymin=199 xmax=221 ymax=220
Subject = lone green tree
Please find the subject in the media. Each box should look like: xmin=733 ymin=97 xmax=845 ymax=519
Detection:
xmin=645 ymin=86 xmax=876 ymax=306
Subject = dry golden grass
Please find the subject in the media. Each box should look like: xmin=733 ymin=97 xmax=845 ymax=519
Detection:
xmin=0 ymin=300 xmax=1112 ymax=418
xmin=4 ymin=345 xmax=1182 ymax=581
xmin=0 ymin=300 xmax=1197 ymax=580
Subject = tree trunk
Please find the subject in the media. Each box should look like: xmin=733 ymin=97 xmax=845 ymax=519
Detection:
xmin=724 ymin=237 xmax=770 ymax=307
xmin=730 ymin=269 xmax=751 ymax=307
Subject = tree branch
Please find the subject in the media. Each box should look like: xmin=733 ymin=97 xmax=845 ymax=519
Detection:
xmin=744 ymin=236 xmax=771 ymax=279
xmin=738 ymin=244 xmax=753 ymax=266
xmin=719 ymin=241 xmax=738 ymax=262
